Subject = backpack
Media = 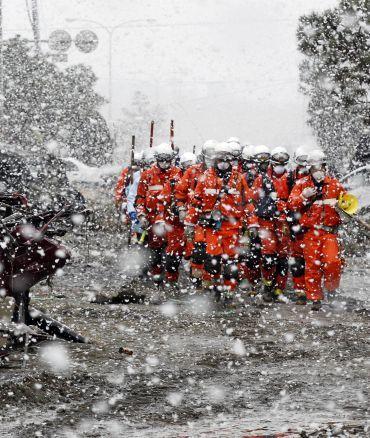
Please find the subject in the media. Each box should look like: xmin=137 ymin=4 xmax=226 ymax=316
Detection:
xmin=255 ymin=175 xmax=278 ymax=220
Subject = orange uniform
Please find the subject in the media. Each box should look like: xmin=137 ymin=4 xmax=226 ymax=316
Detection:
xmin=288 ymin=175 xmax=345 ymax=301
xmin=156 ymin=171 xmax=186 ymax=282
xmin=136 ymin=165 xmax=181 ymax=278
xmin=186 ymin=167 xmax=257 ymax=291
xmin=287 ymin=169 xmax=308 ymax=294
xmin=252 ymin=167 xmax=291 ymax=290
xmin=238 ymin=171 xmax=261 ymax=287
xmin=175 ymin=163 xmax=207 ymax=280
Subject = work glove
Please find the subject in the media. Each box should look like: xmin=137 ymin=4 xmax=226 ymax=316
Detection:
xmin=302 ymin=187 xmax=316 ymax=199
xmin=138 ymin=215 xmax=149 ymax=230
xmin=184 ymin=225 xmax=195 ymax=242
xmin=131 ymin=221 xmax=143 ymax=234
xmin=281 ymin=223 xmax=290 ymax=236
xmin=178 ymin=209 xmax=187 ymax=223
xmin=129 ymin=211 xmax=138 ymax=222
xmin=153 ymin=221 xmax=167 ymax=237
xmin=248 ymin=226 xmax=259 ymax=239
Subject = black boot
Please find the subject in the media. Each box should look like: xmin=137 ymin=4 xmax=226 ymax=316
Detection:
xmin=311 ymin=300 xmax=322 ymax=311
xmin=295 ymin=291 xmax=307 ymax=306
xmin=262 ymin=281 xmax=274 ymax=302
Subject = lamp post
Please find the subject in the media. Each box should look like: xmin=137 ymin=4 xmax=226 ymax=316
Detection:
xmin=66 ymin=18 xmax=152 ymax=121
xmin=0 ymin=0 xmax=3 ymax=119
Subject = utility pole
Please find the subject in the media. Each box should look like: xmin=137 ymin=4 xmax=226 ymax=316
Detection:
xmin=31 ymin=0 xmax=41 ymax=53
xmin=0 ymin=0 xmax=3 ymax=120
xmin=66 ymin=18 xmax=151 ymax=122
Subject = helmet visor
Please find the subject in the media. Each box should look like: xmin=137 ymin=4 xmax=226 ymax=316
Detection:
xmin=254 ymin=152 xmax=270 ymax=163
xmin=295 ymin=154 xmax=308 ymax=165
xmin=156 ymin=153 xmax=172 ymax=162
xmin=310 ymin=163 xmax=326 ymax=172
xmin=271 ymin=152 xmax=289 ymax=164
xmin=215 ymin=152 xmax=233 ymax=161
xmin=231 ymin=149 xmax=241 ymax=158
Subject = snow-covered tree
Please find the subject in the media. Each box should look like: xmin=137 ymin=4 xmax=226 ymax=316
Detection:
xmin=0 ymin=36 xmax=112 ymax=165
xmin=297 ymin=0 xmax=369 ymax=173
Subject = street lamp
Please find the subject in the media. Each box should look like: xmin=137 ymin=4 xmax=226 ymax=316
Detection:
xmin=66 ymin=18 xmax=154 ymax=121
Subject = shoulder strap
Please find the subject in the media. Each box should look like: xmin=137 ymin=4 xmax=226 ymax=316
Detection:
xmin=287 ymin=171 xmax=295 ymax=192
xmin=262 ymin=174 xmax=273 ymax=195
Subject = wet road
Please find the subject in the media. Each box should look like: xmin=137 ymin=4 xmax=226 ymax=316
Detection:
xmin=0 ymin=233 xmax=369 ymax=437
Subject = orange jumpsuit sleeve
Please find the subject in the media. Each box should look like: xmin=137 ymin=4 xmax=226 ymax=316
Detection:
xmin=174 ymin=168 xmax=191 ymax=209
xmin=184 ymin=177 xmax=205 ymax=225
xmin=114 ymin=167 xmax=129 ymax=203
xmin=251 ymin=175 xmax=263 ymax=202
xmin=136 ymin=170 xmax=149 ymax=217
xmin=155 ymin=181 xmax=171 ymax=222
xmin=288 ymin=180 xmax=308 ymax=211
xmin=242 ymin=177 xmax=259 ymax=228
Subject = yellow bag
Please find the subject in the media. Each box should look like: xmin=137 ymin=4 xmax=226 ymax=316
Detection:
xmin=338 ymin=193 xmax=359 ymax=216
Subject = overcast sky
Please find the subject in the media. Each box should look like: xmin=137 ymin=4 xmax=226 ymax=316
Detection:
xmin=4 ymin=0 xmax=338 ymax=153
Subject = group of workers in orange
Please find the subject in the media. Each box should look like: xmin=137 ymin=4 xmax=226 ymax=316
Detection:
xmin=115 ymin=138 xmax=356 ymax=311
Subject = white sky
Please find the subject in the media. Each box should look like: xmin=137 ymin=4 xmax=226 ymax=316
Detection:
xmin=4 ymin=0 xmax=338 ymax=152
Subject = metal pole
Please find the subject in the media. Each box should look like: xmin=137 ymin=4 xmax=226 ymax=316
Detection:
xmin=170 ymin=120 xmax=174 ymax=150
xmin=0 ymin=0 xmax=3 ymax=120
xmin=150 ymin=121 xmax=154 ymax=148
xmin=31 ymin=0 xmax=41 ymax=53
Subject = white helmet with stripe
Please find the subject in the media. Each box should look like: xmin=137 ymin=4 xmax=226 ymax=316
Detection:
xmin=242 ymin=145 xmax=255 ymax=160
xmin=180 ymin=152 xmax=197 ymax=169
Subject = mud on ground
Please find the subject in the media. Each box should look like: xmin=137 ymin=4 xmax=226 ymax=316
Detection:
xmin=0 ymin=232 xmax=369 ymax=437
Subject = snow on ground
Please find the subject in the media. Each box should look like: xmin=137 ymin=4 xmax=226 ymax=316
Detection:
xmin=0 ymin=231 xmax=368 ymax=438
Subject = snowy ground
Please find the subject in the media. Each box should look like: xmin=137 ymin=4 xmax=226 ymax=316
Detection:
xmin=0 ymin=230 xmax=369 ymax=438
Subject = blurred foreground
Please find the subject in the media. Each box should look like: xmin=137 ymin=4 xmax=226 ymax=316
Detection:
xmin=0 ymin=227 xmax=368 ymax=437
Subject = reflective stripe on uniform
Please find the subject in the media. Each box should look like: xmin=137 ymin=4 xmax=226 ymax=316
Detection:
xmin=148 ymin=185 xmax=164 ymax=191
xmin=313 ymin=198 xmax=337 ymax=206
xmin=204 ymin=188 xmax=218 ymax=195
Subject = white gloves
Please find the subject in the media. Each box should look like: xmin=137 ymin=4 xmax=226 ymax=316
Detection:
xmin=178 ymin=209 xmax=187 ymax=223
xmin=138 ymin=215 xmax=149 ymax=230
xmin=184 ymin=225 xmax=195 ymax=241
xmin=302 ymin=187 xmax=316 ymax=199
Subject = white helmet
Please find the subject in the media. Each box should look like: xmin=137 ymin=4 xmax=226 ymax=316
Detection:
xmin=271 ymin=146 xmax=290 ymax=164
xmin=308 ymin=149 xmax=327 ymax=166
xmin=153 ymin=143 xmax=173 ymax=159
xmin=293 ymin=146 xmax=309 ymax=165
xmin=180 ymin=152 xmax=197 ymax=168
xmin=143 ymin=149 xmax=155 ymax=165
xmin=226 ymin=137 xmax=241 ymax=145
xmin=253 ymin=145 xmax=271 ymax=163
xmin=201 ymin=139 xmax=218 ymax=159
xmin=214 ymin=142 xmax=233 ymax=160
xmin=133 ymin=151 xmax=144 ymax=162
xmin=242 ymin=145 xmax=255 ymax=160
xmin=228 ymin=141 xmax=242 ymax=158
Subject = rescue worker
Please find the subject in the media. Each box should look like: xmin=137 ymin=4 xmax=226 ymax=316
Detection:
xmin=228 ymin=140 xmax=243 ymax=170
xmin=238 ymin=144 xmax=261 ymax=292
xmin=252 ymin=145 xmax=291 ymax=302
xmin=174 ymin=140 xmax=217 ymax=289
xmin=241 ymin=145 xmax=258 ymax=187
xmin=142 ymin=148 xmax=156 ymax=169
xmin=127 ymin=150 xmax=150 ymax=241
xmin=114 ymin=152 xmax=143 ymax=214
xmin=155 ymin=152 xmax=197 ymax=286
xmin=136 ymin=143 xmax=181 ymax=285
xmin=288 ymin=149 xmax=348 ymax=310
xmin=185 ymin=142 xmax=258 ymax=302
xmin=286 ymin=146 xmax=310 ymax=302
